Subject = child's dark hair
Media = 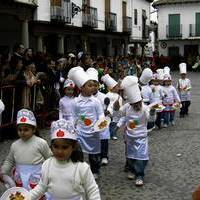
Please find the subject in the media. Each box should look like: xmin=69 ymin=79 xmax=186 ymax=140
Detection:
xmin=51 ymin=139 xmax=84 ymax=162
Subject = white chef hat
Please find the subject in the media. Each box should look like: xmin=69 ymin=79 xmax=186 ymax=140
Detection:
xmin=163 ymin=73 xmax=172 ymax=81
xmin=120 ymin=76 xmax=138 ymax=89
xmin=17 ymin=109 xmax=36 ymax=127
xmin=156 ymin=68 xmax=164 ymax=80
xmin=86 ymin=67 xmax=99 ymax=82
xmin=0 ymin=99 xmax=5 ymax=114
xmin=124 ymin=83 xmax=142 ymax=103
xmin=152 ymin=73 xmax=159 ymax=80
xmin=68 ymin=53 xmax=76 ymax=58
xmin=63 ymin=79 xmax=75 ymax=89
xmin=51 ymin=119 xmax=77 ymax=141
xmin=101 ymin=74 xmax=118 ymax=89
xmin=68 ymin=66 xmax=90 ymax=88
xmin=139 ymin=68 xmax=153 ymax=85
xmin=77 ymin=52 xmax=84 ymax=60
xmin=179 ymin=63 xmax=187 ymax=74
xmin=163 ymin=66 xmax=170 ymax=75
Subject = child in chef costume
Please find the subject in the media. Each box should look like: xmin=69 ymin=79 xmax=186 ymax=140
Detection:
xmin=101 ymin=74 xmax=122 ymax=140
xmin=59 ymin=79 xmax=75 ymax=121
xmin=162 ymin=74 xmax=181 ymax=127
xmin=177 ymin=63 xmax=192 ymax=118
xmin=30 ymin=119 xmax=101 ymax=200
xmin=68 ymin=67 xmax=105 ymax=179
xmin=116 ymin=77 xmax=150 ymax=186
xmin=86 ymin=68 xmax=110 ymax=166
xmin=0 ymin=108 xmax=52 ymax=191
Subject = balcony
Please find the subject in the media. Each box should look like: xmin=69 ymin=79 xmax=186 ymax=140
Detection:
xmin=105 ymin=12 xmax=117 ymax=32
xmin=51 ymin=0 xmax=71 ymax=23
xmin=82 ymin=6 xmax=98 ymax=28
xmin=123 ymin=16 xmax=132 ymax=33
xmin=166 ymin=25 xmax=182 ymax=38
xmin=142 ymin=25 xmax=149 ymax=39
xmin=189 ymin=24 xmax=200 ymax=37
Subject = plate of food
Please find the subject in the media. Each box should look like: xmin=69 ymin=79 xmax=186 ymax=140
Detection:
xmin=93 ymin=117 xmax=111 ymax=132
xmin=172 ymin=103 xmax=182 ymax=110
xmin=0 ymin=187 xmax=30 ymax=200
xmin=148 ymin=102 xmax=165 ymax=112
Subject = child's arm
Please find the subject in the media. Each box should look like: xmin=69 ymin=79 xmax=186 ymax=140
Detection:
xmin=1 ymin=144 xmax=15 ymax=176
xmin=39 ymin=139 xmax=53 ymax=160
xmin=81 ymin=163 xmax=101 ymax=200
xmin=172 ymin=87 xmax=181 ymax=103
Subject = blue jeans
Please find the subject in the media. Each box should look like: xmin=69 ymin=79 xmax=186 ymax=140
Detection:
xmin=109 ymin=122 xmax=117 ymax=138
xmin=127 ymin=158 xmax=148 ymax=179
xmin=101 ymin=139 xmax=109 ymax=159
xmin=162 ymin=111 xmax=175 ymax=125
xmin=88 ymin=154 xmax=101 ymax=174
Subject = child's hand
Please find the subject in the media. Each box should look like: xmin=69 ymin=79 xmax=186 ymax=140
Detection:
xmin=104 ymin=110 xmax=111 ymax=116
xmin=113 ymin=100 xmax=120 ymax=111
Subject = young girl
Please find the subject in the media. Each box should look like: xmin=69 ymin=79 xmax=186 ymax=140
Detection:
xmin=177 ymin=63 xmax=191 ymax=118
xmin=0 ymin=108 xmax=52 ymax=190
xmin=68 ymin=67 xmax=104 ymax=179
xmin=101 ymin=74 xmax=122 ymax=140
xmin=59 ymin=79 xmax=75 ymax=121
xmin=30 ymin=119 xmax=101 ymax=200
xmin=86 ymin=68 xmax=110 ymax=165
xmin=117 ymin=80 xmax=150 ymax=186
xmin=162 ymin=74 xmax=181 ymax=127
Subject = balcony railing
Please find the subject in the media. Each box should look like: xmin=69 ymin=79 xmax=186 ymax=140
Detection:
xmin=123 ymin=16 xmax=132 ymax=33
xmin=51 ymin=0 xmax=71 ymax=23
xmin=189 ymin=24 xmax=200 ymax=37
xmin=166 ymin=25 xmax=182 ymax=38
xmin=105 ymin=12 xmax=117 ymax=32
xmin=82 ymin=6 xmax=98 ymax=28
xmin=142 ymin=25 xmax=149 ymax=39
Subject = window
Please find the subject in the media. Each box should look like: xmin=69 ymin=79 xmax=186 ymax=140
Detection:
xmin=134 ymin=9 xmax=137 ymax=25
xmin=168 ymin=47 xmax=179 ymax=57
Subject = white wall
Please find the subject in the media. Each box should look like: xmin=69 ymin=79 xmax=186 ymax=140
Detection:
xmin=130 ymin=0 xmax=151 ymax=40
xmin=90 ymin=0 xmax=105 ymax=30
xmin=34 ymin=0 xmax=50 ymax=21
xmin=157 ymin=3 xmax=200 ymax=40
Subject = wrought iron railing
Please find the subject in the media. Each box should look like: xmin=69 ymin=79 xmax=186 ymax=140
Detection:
xmin=105 ymin=12 xmax=117 ymax=32
xmin=189 ymin=24 xmax=200 ymax=37
xmin=166 ymin=24 xmax=182 ymax=38
xmin=82 ymin=6 xmax=98 ymax=28
xmin=123 ymin=16 xmax=132 ymax=33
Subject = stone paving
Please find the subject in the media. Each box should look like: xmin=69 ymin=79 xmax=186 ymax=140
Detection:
xmin=0 ymin=71 xmax=200 ymax=200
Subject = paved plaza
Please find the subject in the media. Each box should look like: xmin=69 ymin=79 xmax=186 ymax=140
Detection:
xmin=0 ymin=71 xmax=200 ymax=200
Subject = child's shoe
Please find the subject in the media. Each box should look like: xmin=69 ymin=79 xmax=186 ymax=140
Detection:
xmin=112 ymin=136 xmax=118 ymax=140
xmin=127 ymin=173 xmax=135 ymax=180
xmin=101 ymin=158 xmax=108 ymax=165
xmin=163 ymin=124 xmax=168 ymax=128
xmin=135 ymin=178 xmax=144 ymax=186
xmin=171 ymin=121 xmax=175 ymax=126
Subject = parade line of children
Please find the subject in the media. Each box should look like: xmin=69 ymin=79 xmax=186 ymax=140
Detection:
xmin=0 ymin=62 xmax=191 ymax=199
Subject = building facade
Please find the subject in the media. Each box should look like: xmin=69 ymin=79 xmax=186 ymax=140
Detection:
xmin=153 ymin=0 xmax=200 ymax=66
xmin=0 ymin=0 xmax=152 ymax=57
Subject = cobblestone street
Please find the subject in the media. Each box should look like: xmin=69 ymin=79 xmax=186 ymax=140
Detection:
xmin=0 ymin=72 xmax=200 ymax=200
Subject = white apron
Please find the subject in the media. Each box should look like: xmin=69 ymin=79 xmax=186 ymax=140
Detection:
xmin=125 ymin=110 xmax=149 ymax=160
xmin=100 ymin=127 xmax=110 ymax=140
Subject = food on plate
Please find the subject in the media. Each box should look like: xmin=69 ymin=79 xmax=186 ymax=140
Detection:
xmin=129 ymin=122 xmax=136 ymax=129
xmin=152 ymin=104 xmax=161 ymax=109
xmin=84 ymin=118 xmax=92 ymax=126
xmin=9 ymin=192 xmax=25 ymax=200
xmin=98 ymin=120 xmax=108 ymax=129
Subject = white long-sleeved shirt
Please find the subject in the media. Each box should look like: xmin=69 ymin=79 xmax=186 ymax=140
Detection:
xmin=141 ymin=85 xmax=152 ymax=104
xmin=1 ymin=135 xmax=52 ymax=175
xmin=59 ymin=96 xmax=75 ymax=121
xmin=162 ymin=85 xmax=180 ymax=105
xmin=176 ymin=78 xmax=191 ymax=101
xmin=117 ymin=103 xmax=150 ymax=138
xmin=30 ymin=158 xmax=101 ymax=200
xmin=150 ymin=85 xmax=164 ymax=103
xmin=74 ymin=95 xmax=105 ymax=133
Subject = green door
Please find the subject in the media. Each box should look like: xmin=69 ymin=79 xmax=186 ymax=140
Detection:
xmin=169 ymin=14 xmax=180 ymax=37
xmin=196 ymin=13 xmax=200 ymax=36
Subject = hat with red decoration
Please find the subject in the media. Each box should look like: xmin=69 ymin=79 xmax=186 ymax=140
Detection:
xmin=63 ymin=79 xmax=75 ymax=89
xmin=17 ymin=109 xmax=36 ymax=126
xmin=51 ymin=119 xmax=77 ymax=141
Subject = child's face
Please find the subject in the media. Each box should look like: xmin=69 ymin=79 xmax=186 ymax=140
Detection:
xmin=51 ymin=139 xmax=75 ymax=161
xmin=181 ymin=73 xmax=186 ymax=79
xmin=64 ymin=87 xmax=74 ymax=97
xmin=92 ymin=81 xmax=99 ymax=95
xmin=130 ymin=101 xmax=142 ymax=111
xmin=164 ymin=80 xmax=172 ymax=86
xmin=110 ymin=83 xmax=120 ymax=93
xmin=81 ymin=80 xmax=95 ymax=96
xmin=17 ymin=124 xmax=35 ymax=141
